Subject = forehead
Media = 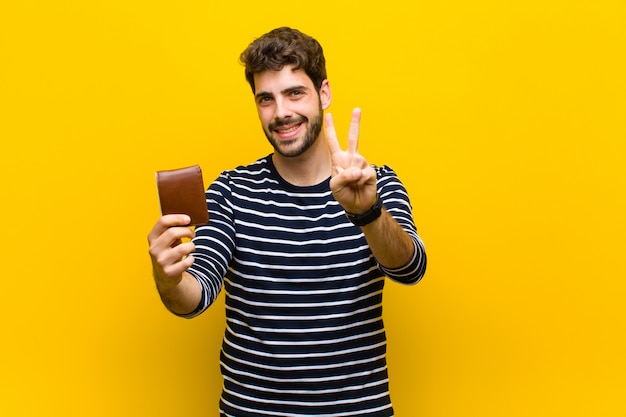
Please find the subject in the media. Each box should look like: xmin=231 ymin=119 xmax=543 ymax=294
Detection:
xmin=253 ymin=66 xmax=314 ymax=94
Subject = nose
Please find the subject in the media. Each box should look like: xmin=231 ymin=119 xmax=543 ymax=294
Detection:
xmin=273 ymin=97 xmax=293 ymax=120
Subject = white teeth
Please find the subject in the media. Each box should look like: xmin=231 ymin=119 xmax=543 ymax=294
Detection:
xmin=278 ymin=125 xmax=299 ymax=133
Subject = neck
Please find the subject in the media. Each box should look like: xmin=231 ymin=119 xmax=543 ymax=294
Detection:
xmin=272 ymin=136 xmax=332 ymax=186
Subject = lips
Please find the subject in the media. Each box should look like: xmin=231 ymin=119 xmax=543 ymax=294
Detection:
xmin=275 ymin=123 xmax=302 ymax=137
xmin=271 ymin=118 xmax=306 ymax=139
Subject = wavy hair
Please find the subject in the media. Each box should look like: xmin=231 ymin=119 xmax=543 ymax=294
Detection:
xmin=239 ymin=27 xmax=327 ymax=94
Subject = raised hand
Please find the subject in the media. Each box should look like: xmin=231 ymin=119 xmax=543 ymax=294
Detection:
xmin=325 ymin=108 xmax=377 ymax=214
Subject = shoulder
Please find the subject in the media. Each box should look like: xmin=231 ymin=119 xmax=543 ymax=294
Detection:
xmin=373 ymin=164 xmax=402 ymax=182
xmin=212 ymin=155 xmax=275 ymax=184
xmin=373 ymin=164 xmax=395 ymax=176
xmin=209 ymin=155 xmax=281 ymax=196
xmin=373 ymin=164 xmax=411 ymax=197
xmin=222 ymin=155 xmax=272 ymax=178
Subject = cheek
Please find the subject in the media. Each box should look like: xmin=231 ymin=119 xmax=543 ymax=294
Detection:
xmin=256 ymin=108 xmax=272 ymax=124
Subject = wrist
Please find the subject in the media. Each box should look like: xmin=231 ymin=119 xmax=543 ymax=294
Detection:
xmin=153 ymin=268 xmax=183 ymax=293
xmin=345 ymin=194 xmax=383 ymax=227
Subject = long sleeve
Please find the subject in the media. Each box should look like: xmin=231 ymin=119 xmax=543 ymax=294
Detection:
xmin=179 ymin=172 xmax=236 ymax=318
xmin=375 ymin=165 xmax=427 ymax=285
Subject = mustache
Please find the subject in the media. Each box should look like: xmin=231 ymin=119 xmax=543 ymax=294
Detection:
xmin=269 ymin=116 xmax=308 ymax=131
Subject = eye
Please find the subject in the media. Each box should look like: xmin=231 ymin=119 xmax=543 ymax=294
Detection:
xmin=289 ymin=90 xmax=304 ymax=99
xmin=257 ymin=96 xmax=273 ymax=106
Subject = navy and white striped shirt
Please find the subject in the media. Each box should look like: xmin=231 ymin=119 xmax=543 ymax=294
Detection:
xmin=185 ymin=155 xmax=426 ymax=417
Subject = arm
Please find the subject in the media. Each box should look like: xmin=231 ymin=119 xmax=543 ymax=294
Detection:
xmin=363 ymin=169 xmax=427 ymax=283
xmin=325 ymin=109 xmax=426 ymax=278
xmin=148 ymin=176 xmax=235 ymax=318
xmin=360 ymin=207 xmax=415 ymax=269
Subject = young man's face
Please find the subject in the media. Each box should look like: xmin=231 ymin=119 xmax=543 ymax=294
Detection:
xmin=253 ymin=66 xmax=330 ymax=158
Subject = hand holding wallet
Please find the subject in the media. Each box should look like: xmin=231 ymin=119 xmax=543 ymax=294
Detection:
xmin=156 ymin=165 xmax=209 ymax=226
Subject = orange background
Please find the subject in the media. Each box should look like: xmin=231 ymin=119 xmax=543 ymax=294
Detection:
xmin=1 ymin=1 xmax=625 ymax=416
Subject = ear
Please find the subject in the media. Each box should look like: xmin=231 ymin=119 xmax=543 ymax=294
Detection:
xmin=319 ymin=79 xmax=331 ymax=110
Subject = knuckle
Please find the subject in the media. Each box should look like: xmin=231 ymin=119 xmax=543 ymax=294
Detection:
xmin=162 ymin=264 xmax=176 ymax=277
xmin=155 ymin=252 xmax=169 ymax=266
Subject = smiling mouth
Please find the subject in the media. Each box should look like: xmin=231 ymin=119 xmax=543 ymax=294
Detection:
xmin=271 ymin=119 xmax=306 ymax=140
xmin=275 ymin=124 xmax=301 ymax=134
xmin=271 ymin=117 xmax=307 ymax=135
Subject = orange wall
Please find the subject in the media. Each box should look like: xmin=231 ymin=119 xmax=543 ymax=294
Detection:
xmin=1 ymin=1 xmax=624 ymax=416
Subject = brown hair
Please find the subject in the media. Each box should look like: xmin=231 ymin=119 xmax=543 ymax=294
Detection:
xmin=239 ymin=27 xmax=327 ymax=94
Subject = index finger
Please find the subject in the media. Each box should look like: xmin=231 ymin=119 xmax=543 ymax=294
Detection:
xmin=148 ymin=214 xmax=191 ymax=241
xmin=324 ymin=112 xmax=342 ymax=155
xmin=347 ymin=108 xmax=362 ymax=154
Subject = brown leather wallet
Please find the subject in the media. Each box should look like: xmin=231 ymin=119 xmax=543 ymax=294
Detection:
xmin=156 ymin=165 xmax=209 ymax=226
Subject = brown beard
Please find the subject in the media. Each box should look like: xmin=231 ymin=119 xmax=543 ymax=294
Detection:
xmin=263 ymin=101 xmax=323 ymax=158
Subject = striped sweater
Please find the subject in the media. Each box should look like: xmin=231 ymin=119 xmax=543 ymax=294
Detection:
xmin=185 ymin=155 xmax=426 ymax=416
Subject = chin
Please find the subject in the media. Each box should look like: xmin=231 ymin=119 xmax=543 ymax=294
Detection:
xmin=278 ymin=137 xmax=320 ymax=158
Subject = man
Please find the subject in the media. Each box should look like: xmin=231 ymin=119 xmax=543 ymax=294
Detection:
xmin=148 ymin=27 xmax=427 ymax=417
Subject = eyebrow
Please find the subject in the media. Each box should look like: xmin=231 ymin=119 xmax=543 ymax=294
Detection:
xmin=255 ymin=85 xmax=310 ymax=101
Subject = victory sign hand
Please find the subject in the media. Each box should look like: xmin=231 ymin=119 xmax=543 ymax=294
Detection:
xmin=325 ymin=108 xmax=378 ymax=214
